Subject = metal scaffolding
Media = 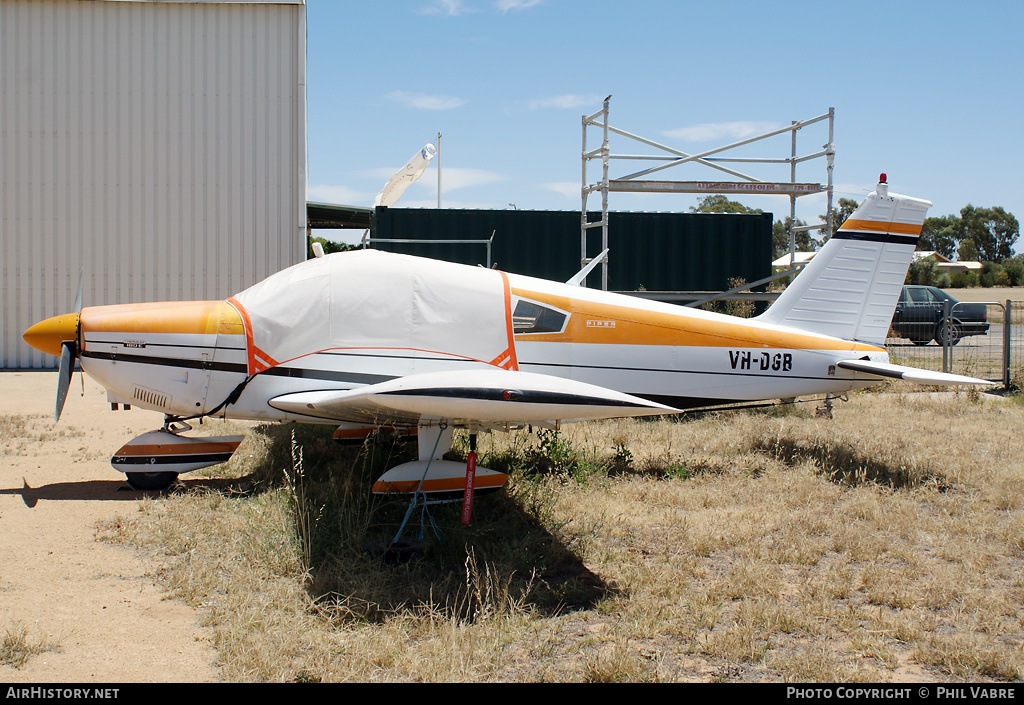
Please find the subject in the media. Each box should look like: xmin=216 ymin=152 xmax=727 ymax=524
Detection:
xmin=582 ymin=98 xmax=835 ymax=290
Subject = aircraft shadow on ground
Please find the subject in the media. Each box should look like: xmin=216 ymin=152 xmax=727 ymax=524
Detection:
xmin=0 ymin=477 xmax=166 ymax=506
xmin=178 ymin=423 xmax=617 ymax=619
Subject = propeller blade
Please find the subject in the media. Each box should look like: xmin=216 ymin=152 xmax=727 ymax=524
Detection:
xmin=72 ymin=266 xmax=84 ymax=314
xmin=55 ymin=342 xmax=75 ymax=422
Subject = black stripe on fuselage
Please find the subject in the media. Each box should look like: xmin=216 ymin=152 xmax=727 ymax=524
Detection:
xmin=80 ymin=349 xmax=247 ymax=373
xmin=381 ymin=387 xmax=652 ymax=408
xmin=261 ymin=366 xmax=394 ymax=386
xmin=80 ymin=349 xmax=394 ymax=385
xmin=832 ymin=230 xmax=919 ymax=246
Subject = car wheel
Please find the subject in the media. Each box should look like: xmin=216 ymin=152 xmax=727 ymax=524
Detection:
xmin=935 ymin=319 xmax=962 ymax=347
xmin=125 ymin=471 xmax=179 ymax=491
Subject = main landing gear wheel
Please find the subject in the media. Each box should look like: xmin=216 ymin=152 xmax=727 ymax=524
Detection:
xmin=125 ymin=471 xmax=179 ymax=491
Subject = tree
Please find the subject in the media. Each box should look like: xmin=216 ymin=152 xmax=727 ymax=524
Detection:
xmin=918 ymin=215 xmax=959 ymax=258
xmin=818 ymin=197 xmax=859 ymax=242
xmin=917 ymin=206 xmax=1019 ymax=264
xmin=689 ymin=195 xmax=762 ymax=214
xmin=772 ymin=216 xmax=814 ymax=262
xmin=958 ymin=205 xmax=1019 ymax=263
xmin=957 ymin=237 xmax=979 ymax=262
xmin=905 ymin=256 xmax=941 ymax=286
xmin=307 ymin=235 xmax=359 ymax=259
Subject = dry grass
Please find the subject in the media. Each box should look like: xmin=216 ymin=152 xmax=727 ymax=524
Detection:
xmin=0 ymin=622 xmax=61 ymax=669
xmin=0 ymin=414 xmax=84 ymax=456
xmin=94 ymin=389 xmax=1024 ymax=682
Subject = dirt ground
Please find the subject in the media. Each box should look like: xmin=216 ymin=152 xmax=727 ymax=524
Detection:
xmin=944 ymin=286 xmax=1022 ymax=302
xmin=0 ymin=371 xmax=222 ymax=683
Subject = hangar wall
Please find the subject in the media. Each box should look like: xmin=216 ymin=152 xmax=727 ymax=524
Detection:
xmin=1 ymin=0 xmax=307 ymax=368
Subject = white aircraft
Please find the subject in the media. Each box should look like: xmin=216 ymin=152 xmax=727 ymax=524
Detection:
xmin=23 ymin=176 xmax=988 ymax=497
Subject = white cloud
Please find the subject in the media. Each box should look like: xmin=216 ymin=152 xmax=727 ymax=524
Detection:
xmin=308 ymin=184 xmax=372 ymax=205
xmin=662 ymin=121 xmax=781 ymax=143
xmin=436 ymin=167 xmax=505 ymax=192
xmin=544 ymin=182 xmax=581 ymax=198
xmin=495 ymin=0 xmax=543 ymax=12
xmin=527 ymin=94 xmax=602 ymax=111
xmin=386 ymin=90 xmax=467 ymax=111
xmin=417 ymin=0 xmax=478 ymax=16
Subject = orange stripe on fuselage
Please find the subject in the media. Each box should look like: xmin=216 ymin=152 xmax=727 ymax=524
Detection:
xmin=81 ymin=300 xmax=244 ymax=337
xmin=838 ymin=218 xmax=923 ymax=236
xmin=510 ymin=287 xmax=880 ymax=352
xmin=227 ymin=297 xmax=264 ymax=375
xmin=497 ymin=271 xmax=520 ymax=370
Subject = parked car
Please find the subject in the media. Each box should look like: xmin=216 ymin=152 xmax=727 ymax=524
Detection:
xmin=890 ymin=285 xmax=989 ymax=346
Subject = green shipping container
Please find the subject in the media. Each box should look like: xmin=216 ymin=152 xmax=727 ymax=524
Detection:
xmin=370 ymin=208 xmax=772 ymax=293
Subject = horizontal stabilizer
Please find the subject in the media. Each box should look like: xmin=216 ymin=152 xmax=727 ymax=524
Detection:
xmin=836 ymin=359 xmax=992 ymax=386
xmin=269 ymin=369 xmax=677 ymax=425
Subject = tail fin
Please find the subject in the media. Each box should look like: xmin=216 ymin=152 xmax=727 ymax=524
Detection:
xmin=756 ymin=175 xmax=931 ymax=346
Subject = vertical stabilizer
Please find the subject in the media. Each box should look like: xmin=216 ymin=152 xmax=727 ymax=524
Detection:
xmin=756 ymin=176 xmax=931 ymax=345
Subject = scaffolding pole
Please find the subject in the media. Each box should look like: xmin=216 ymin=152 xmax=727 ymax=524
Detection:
xmin=581 ymin=100 xmax=835 ymax=291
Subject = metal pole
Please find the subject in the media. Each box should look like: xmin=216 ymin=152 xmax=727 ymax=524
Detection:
xmin=601 ymin=97 xmax=610 ymax=291
xmin=581 ymin=111 xmax=588 ymax=273
xmin=942 ymin=299 xmax=952 ymax=373
xmin=1005 ymin=299 xmax=1012 ymax=389
xmin=437 ymin=131 xmax=442 ymax=208
xmin=789 ymin=121 xmax=797 ymax=265
xmin=825 ymin=107 xmax=835 ymax=241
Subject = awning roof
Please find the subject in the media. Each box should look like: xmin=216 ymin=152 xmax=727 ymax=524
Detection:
xmin=307 ymin=201 xmax=371 ymax=229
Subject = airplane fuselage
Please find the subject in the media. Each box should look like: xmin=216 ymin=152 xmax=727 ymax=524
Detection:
xmin=75 ymin=250 xmax=887 ymax=424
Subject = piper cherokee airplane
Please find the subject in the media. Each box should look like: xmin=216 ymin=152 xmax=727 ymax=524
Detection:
xmin=23 ymin=175 xmax=989 ymax=497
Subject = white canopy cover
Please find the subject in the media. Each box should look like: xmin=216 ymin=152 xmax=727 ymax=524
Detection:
xmin=230 ymin=250 xmax=515 ymax=374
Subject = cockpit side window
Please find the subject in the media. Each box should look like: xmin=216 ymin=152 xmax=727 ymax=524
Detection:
xmin=513 ymin=299 xmax=568 ymax=334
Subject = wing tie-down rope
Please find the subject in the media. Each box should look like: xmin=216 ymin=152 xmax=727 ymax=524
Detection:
xmin=392 ymin=422 xmax=449 ymax=547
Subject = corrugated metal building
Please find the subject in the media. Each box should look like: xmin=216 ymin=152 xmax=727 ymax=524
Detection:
xmin=2 ymin=0 xmax=307 ymax=369
xmin=371 ymin=208 xmax=773 ymax=293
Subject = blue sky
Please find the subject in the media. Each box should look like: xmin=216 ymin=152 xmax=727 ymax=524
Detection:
xmin=307 ymin=0 xmax=1024 ymax=248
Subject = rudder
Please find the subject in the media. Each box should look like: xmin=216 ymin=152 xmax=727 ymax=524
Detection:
xmin=756 ymin=176 xmax=931 ymax=346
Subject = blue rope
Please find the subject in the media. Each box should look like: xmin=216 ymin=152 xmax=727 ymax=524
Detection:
xmin=392 ymin=424 xmax=447 ymax=546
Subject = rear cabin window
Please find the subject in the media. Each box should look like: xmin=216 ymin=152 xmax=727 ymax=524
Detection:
xmin=907 ymin=288 xmax=937 ymax=304
xmin=513 ymin=300 xmax=567 ymax=335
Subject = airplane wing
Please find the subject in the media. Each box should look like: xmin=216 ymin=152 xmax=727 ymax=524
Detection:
xmin=836 ymin=359 xmax=992 ymax=386
xmin=268 ymin=369 xmax=676 ymax=426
